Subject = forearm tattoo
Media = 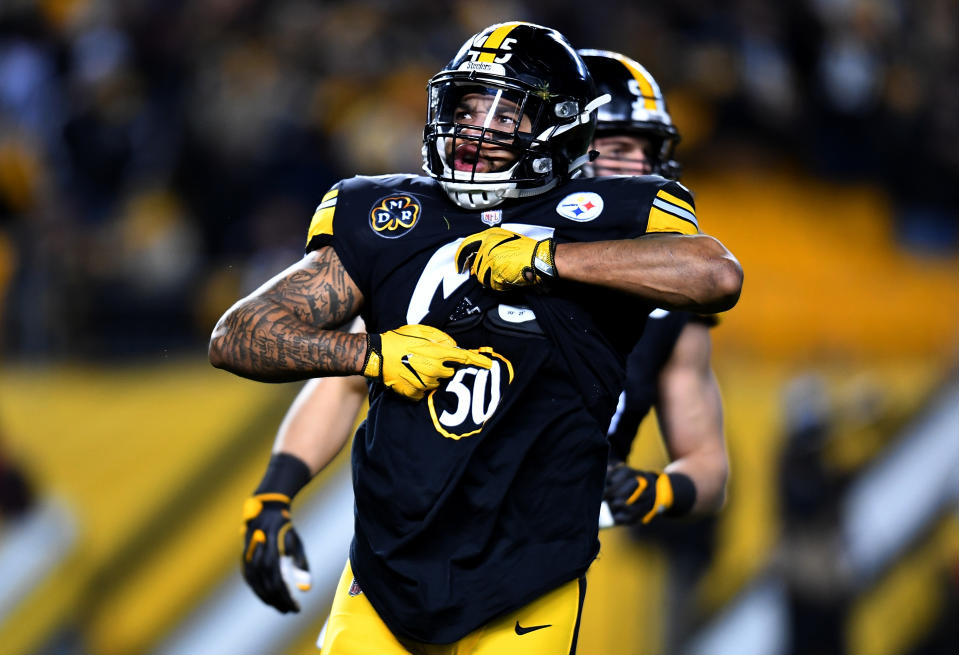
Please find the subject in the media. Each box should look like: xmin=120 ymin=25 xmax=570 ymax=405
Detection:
xmin=210 ymin=248 xmax=366 ymax=381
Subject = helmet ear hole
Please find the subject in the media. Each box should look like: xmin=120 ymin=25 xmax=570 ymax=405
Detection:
xmin=532 ymin=159 xmax=552 ymax=174
xmin=555 ymin=101 xmax=579 ymax=118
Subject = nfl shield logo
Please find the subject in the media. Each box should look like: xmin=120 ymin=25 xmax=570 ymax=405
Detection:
xmin=348 ymin=578 xmax=363 ymax=596
xmin=481 ymin=209 xmax=502 ymax=226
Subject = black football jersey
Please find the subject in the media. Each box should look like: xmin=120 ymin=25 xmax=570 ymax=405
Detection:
xmin=606 ymin=311 xmax=719 ymax=462
xmin=305 ymin=173 xmax=698 ymax=643
xmin=606 ymin=309 xmax=689 ymax=462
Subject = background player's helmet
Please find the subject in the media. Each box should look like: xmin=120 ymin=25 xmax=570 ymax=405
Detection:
xmin=423 ymin=22 xmax=609 ymax=210
xmin=577 ymin=49 xmax=681 ymax=180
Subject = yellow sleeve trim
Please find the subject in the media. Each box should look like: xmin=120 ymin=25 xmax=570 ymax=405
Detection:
xmin=647 ymin=207 xmax=698 ymax=235
xmin=306 ymin=189 xmax=339 ymax=246
xmin=656 ymin=189 xmax=695 ymax=214
xmin=306 ymin=208 xmax=334 ymax=244
xmin=306 ymin=208 xmax=335 ymax=246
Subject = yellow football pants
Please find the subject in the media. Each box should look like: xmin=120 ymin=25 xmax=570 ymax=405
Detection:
xmin=320 ymin=560 xmax=586 ymax=655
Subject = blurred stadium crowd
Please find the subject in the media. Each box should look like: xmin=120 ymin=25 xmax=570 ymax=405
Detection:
xmin=0 ymin=0 xmax=957 ymax=360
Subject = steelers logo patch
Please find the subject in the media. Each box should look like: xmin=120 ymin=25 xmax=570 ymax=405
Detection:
xmin=369 ymin=194 xmax=421 ymax=238
xmin=427 ymin=348 xmax=514 ymax=440
xmin=556 ymin=191 xmax=604 ymax=222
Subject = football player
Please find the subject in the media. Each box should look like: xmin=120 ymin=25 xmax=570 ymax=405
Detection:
xmin=240 ymin=48 xmax=730 ymax=651
xmin=579 ymin=50 xmax=728 ymax=654
xmin=212 ymin=22 xmax=742 ymax=654
xmin=578 ymin=49 xmax=729 ymax=527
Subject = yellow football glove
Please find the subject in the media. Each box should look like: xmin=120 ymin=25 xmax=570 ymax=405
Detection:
xmin=455 ymin=227 xmax=556 ymax=291
xmin=362 ymin=324 xmax=492 ymax=400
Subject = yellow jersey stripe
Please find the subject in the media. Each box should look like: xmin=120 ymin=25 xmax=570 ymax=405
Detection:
xmin=647 ymin=207 xmax=698 ymax=235
xmin=321 ymin=188 xmax=338 ymax=203
xmin=656 ymin=189 xmax=694 ymax=214
xmin=477 ymin=23 xmax=521 ymax=62
xmin=652 ymin=197 xmax=698 ymax=227
xmin=306 ymin=205 xmax=336 ymax=245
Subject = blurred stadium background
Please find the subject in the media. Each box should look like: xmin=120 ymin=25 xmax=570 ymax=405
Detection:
xmin=1 ymin=1 xmax=958 ymax=654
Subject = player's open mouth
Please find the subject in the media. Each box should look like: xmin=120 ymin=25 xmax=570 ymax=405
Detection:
xmin=453 ymin=143 xmax=491 ymax=173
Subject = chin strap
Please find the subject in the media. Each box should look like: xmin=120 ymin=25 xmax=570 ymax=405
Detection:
xmin=503 ymin=177 xmax=558 ymax=199
xmin=440 ymin=182 xmax=509 ymax=210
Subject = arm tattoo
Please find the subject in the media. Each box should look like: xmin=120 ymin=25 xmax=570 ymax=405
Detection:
xmin=210 ymin=248 xmax=367 ymax=381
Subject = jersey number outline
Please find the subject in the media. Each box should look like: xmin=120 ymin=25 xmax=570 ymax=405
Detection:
xmin=428 ymin=350 xmax=514 ymax=440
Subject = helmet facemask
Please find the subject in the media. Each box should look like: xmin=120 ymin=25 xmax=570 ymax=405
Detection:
xmin=425 ymin=79 xmax=543 ymax=208
xmin=423 ymin=72 xmax=606 ymax=209
xmin=587 ymin=126 xmax=681 ymax=179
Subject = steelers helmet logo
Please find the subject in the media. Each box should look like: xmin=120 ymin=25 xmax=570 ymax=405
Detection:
xmin=369 ymin=194 xmax=421 ymax=238
xmin=428 ymin=348 xmax=514 ymax=440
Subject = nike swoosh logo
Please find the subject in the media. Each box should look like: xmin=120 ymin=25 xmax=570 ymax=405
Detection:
xmin=489 ymin=234 xmax=522 ymax=253
xmin=400 ymin=355 xmax=424 ymax=385
xmin=515 ymin=620 xmax=552 ymax=635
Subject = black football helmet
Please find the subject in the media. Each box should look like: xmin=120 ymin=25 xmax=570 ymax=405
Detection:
xmin=423 ymin=22 xmax=610 ymax=209
xmin=577 ymin=49 xmax=681 ymax=179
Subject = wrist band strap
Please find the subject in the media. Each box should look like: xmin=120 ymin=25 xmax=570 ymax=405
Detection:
xmin=254 ymin=453 xmax=312 ymax=499
xmin=665 ymin=472 xmax=697 ymax=516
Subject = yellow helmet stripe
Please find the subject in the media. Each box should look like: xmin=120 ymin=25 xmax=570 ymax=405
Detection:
xmin=602 ymin=52 xmax=661 ymax=112
xmin=617 ymin=56 xmax=660 ymax=112
xmin=477 ymin=22 xmax=523 ymax=63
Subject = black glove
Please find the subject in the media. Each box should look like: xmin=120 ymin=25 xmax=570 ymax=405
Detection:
xmin=603 ymin=463 xmax=696 ymax=526
xmin=241 ymin=454 xmax=313 ymax=613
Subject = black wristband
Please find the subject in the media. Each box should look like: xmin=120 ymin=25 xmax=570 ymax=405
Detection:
xmin=665 ymin=472 xmax=697 ymax=517
xmin=363 ymin=333 xmax=383 ymax=379
xmin=254 ymin=453 xmax=312 ymax=500
xmin=606 ymin=454 xmax=625 ymax=471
